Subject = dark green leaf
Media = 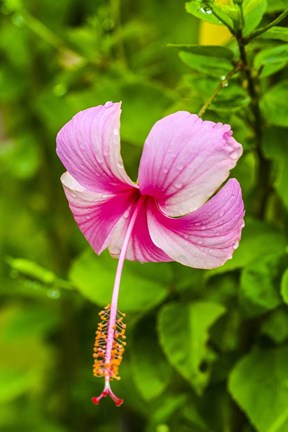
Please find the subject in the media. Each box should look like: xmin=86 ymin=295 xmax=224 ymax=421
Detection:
xmin=158 ymin=302 xmax=225 ymax=395
xmin=169 ymin=44 xmax=234 ymax=60
xmin=130 ymin=318 xmax=172 ymax=400
xmin=239 ymin=254 xmax=286 ymax=318
xmin=208 ymin=218 xmax=286 ymax=275
xmin=263 ymin=127 xmax=288 ymax=209
xmin=254 ymin=44 xmax=288 ymax=77
xmin=229 ymin=346 xmax=288 ymax=432
xmin=261 ymin=309 xmax=288 ymax=344
xmin=260 ymin=80 xmax=288 ymax=127
xmin=179 ymin=51 xmax=232 ymax=78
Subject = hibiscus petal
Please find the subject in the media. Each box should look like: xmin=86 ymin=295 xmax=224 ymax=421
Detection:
xmin=138 ymin=111 xmax=242 ymax=216
xmin=147 ymin=179 xmax=244 ymax=269
xmin=56 ymin=102 xmax=135 ymax=194
xmin=61 ymin=172 xmax=138 ymax=254
xmin=108 ymin=199 xmax=171 ymax=263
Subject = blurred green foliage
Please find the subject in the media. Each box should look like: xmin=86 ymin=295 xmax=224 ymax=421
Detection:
xmin=1 ymin=0 xmax=288 ymax=431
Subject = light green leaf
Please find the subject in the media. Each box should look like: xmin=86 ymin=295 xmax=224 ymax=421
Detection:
xmin=281 ymin=268 xmax=288 ymax=304
xmin=260 ymin=80 xmax=288 ymax=127
xmin=0 ymin=369 xmax=39 ymax=404
xmin=242 ymin=0 xmax=267 ymax=36
xmin=158 ymin=302 xmax=225 ymax=395
xmin=239 ymin=254 xmax=286 ymax=318
xmin=185 ymin=0 xmax=236 ymax=30
xmin=179 ymin=51 xmax=232 ymax=78
xmin=69 ymin=249 xmax=171 ymax=312
xmin=208 ymin=218 xmax=286 ymax=275
xmin=266 ymin=0 xmax=287 ymax=12
xmin=254 ymin=44 xmax=288 ymax=77
xmin=6 ymin=257 xmax=55 ymax=285
xmin=229 ymin=346 xmax=288 ymax=432
xmin=130 ymin=318 xmax=172 ymax=400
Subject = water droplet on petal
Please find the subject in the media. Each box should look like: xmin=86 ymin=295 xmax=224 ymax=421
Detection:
xmin=163 ymin=167 xmax=168 ymax=174
xmin=174 ymin=182 xmax=184 ymax=189
xmin=176 ymin=164 xmax=183 ymax=171
xmin=178 ymin=255 xmax=188 ymax=265
xmin=233 ymin=241 xmax=239 ymax=250
xmin=230 ymin=151 xmax=239 ymax=160
xmin=219 ymin=210 xmax=224 ymax=217
xmin=197 ymin=239 xmax=203 ymax=245
xmin=110 ymin=246 xmax=121 ymax=255
xmin=70 ymin=192 xmax=77 ymax=198
xmin=105 ymin=101 xmax=113 ymax=108
xmin=123 ymin=210 xmax=130 ymax=219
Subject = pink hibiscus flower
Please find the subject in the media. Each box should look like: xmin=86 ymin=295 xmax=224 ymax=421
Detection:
xmin=56 ymin=101 xmax=244 ymax=406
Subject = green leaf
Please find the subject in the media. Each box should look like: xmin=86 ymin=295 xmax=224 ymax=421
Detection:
xmin=169 ymin=44 xmax=234 ymax=60
xmin=229 ymin=345 xmax=288 ymax=432
xmin=179 ymin=51 xmax=232 ymax=78
xmin=261 ymin=309 xmax=288 ymax=344
xmin=266 ymin=0 xmax=287 ymax=12
xmin=130 ymin=317 xmax=172 ymax=400
xmin=185 ymin=0 xmax=236 ymax=30
xmin=69 ymin=249 xmax=171 ymax=312
xmin=262 ymin=26 xmax=288 ymax=42
xmin=260 ymin=80 xmax=288 ymax=127
xmin=263 ymin=127 xmax=288 ymax=209
xmin=239 ymin=254 xmax=286 ymax=318
xmin=158 ymin=302 xmax=225 ymax=395
xmin=242 ymin=0 xmax=267 ymax=36
xmin=0 ymin=369 xmax=38 ymax=404
xmin=281 ymin=268 xmax=288 ymax=305
xmin=208 ymin=218 xmax=286 ymax=275
xmin=6 ymin=257 xmax=55 ymax=285
xmin=254 ymin=44 xmax=288 ymax=78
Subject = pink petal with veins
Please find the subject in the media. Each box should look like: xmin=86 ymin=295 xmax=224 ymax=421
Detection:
xmin=108 ymin=197 xmax=171 ymax=263
xmin=147 ymin=179 xmax=244 ymax=269
xmin=138 ymin=111 xmax=242 ymax=216
xmin=56 ymin=102 xmax=135 ymax=194
xmin=61 ymin=172 xmax=138 ymax=254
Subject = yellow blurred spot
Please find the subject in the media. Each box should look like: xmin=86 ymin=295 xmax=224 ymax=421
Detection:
xmin=199 ymin=0 xmax=232 ymax=46
xmin=199 ymin=22 xmax=232 ymax=45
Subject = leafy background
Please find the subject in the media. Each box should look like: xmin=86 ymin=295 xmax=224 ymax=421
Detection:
xmin=1 ymin=0 xmax=288 ymax=431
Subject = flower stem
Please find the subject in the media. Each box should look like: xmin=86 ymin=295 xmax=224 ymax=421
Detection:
xmin=105 ymin=196 xmax=144 ymax=369
xmin=92 ymin=195 xmax=145 ymax=406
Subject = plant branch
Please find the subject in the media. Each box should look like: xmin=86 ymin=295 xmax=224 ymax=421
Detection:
xmin=197 ymin=65 xmax=241 ymax=117
xmin=244 ymin=8 xmax=288 ymax=44
xmin=236 ymin=34 xmax=271 ymax=218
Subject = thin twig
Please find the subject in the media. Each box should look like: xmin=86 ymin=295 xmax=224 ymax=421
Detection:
xmin=197 ymin=64 xmax=241 ymax=117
